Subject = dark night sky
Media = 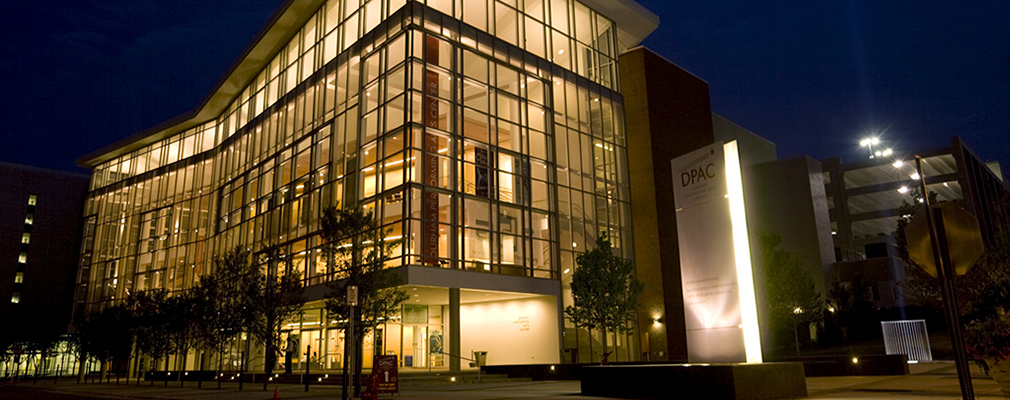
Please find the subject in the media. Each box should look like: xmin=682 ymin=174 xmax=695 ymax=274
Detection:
xmin=2 ymin=1 xmax=1008 ymax=174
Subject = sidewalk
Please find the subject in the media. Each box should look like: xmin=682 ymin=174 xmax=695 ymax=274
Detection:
xmin=805 ymin=361 xmax=1004 ymax=399
xmin=4 ymin=361 xmax=1006 ymax=399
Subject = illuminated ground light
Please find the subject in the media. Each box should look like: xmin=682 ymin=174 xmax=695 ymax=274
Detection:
xmin=450 ymin=377 xmax=457 ymax=382
xmin=852 ymin=357 xmax=859 ymax=364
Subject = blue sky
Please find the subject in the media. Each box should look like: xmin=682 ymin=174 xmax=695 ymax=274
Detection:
xmin=1 ymin=1 xmax=1007 ymax=172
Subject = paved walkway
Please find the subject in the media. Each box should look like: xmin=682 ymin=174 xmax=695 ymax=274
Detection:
xmin=3 ymin=361 xmax=1006 ymax=399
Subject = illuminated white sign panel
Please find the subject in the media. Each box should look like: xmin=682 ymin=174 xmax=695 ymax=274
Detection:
xmin=671 ymin=141 xmax=762 ymax=363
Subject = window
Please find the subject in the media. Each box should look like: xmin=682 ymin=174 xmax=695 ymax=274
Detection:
xmin=28 ymin=194 xmax=37 ymax=206
xmin=18 ymin=253 xmax=27 ymax=264
xmin=21 ymin=233 xmax=30 ymax=244
xmin=14 ymin=272 xmax=23 ymax=283
xmin=24 ymin=214 xmax=33 ymax=225
xmin=10 ymin=293 xmax=19 ymax=304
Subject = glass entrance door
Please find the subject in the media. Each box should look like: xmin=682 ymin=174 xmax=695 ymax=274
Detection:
xmin=299 ymin=330 xmax=320 ymax=370
xmin=326 ymin=329 xmax=343 ymax=370
xmin=412 ymin=325 xmax=427 ymax=368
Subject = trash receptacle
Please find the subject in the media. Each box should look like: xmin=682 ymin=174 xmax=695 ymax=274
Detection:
xmin=472 ymin=351 xmax=487 ymax=367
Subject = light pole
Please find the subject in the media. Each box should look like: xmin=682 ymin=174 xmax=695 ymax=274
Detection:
xmin=894 ymin=156 xmax=975 ymax=400
xmin=859 ymin=137 xmax=892 ymax=159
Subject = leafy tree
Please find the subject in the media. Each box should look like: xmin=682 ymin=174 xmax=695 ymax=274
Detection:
xmin=192 ymin=247 xmax=258 ymax=388
xmin=760 ymin=233 xmax=824 ymax=355
xmin=826 ymin=273 xmax=874 ymax=342
xmin=130 ymin=290 xmax=176 ymax=383
xmin=163 ymin=291 xmax=202 ymax=386
xmin=76 ymin=304 xmax=134 ymax=382
xmin=564 ymin=234 xmax=643 ymax=364
xmin=3 ymin=301 xmax=72 ymax=380
xmin=320 ymin=206 xmax=408 ymax=396
xmin=249 ymin=244 xmax=305 ymax=390
xmin=961 ymin=228 xmax=1010 ymax=372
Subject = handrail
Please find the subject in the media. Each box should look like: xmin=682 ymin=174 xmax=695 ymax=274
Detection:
xmin=432 ymin=351 xmax=484 ymax=383
xmin=433 ymin=351 xmax=476 ymax=363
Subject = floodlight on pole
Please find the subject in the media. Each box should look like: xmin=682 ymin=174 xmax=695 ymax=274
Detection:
xmin=860 ymin=137 xmax=881 ymax=159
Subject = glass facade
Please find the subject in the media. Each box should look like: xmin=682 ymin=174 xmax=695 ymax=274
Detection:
xmin=78 ymin=0 xmax=637 ymax=369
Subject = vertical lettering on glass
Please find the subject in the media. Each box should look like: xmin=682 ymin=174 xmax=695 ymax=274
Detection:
xmin=422 ymin=35 xmax=441 ymax=266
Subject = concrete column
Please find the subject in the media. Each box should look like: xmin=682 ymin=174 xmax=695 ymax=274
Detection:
xmin=449 ymin=287 xmax=460 ymax=371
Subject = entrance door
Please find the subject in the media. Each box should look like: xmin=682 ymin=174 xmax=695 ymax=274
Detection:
xmin=404 ymin=325 xmax=427 ymax=368
xmin=326 ymin=329 xmax=343 ymax=370
xmin=300 ymin=330 xmax=321 ymax=370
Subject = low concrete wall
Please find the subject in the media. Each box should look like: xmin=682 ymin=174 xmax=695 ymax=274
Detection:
xmin=776 ymin=354 xmax=909 ymax=376
xmin=580 ymin=363 xmax=806 ymax=400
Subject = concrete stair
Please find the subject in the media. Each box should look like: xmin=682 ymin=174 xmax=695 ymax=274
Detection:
xmin=397 ymin=371 xmax=532 ymax=387
xmin=212 ymin=370 xmax=531 ymax=387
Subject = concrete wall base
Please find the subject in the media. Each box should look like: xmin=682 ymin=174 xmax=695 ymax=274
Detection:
xmin=580 ymin=362 xmax=806 ymax=399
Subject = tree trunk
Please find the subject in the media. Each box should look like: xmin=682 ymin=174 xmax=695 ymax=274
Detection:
xmin=34 ymin=353 xmax=42 ymax=384
xmin=198 ymin=352 xmax=204 ymax=388
xmin=264 ymin=317 xmax=277 ymax=391
xmin=217 ymin=349 xmax=224 ymax=389
xmin=77 ymin=353 xmax=86 ymax=383
xmin=354 ymin=330 xmax=363 ymax=396
xmin=264 ymin=341 xmax=274 ymax=391
xmin=612 ymin=332 xmax=619 ymax=363
xmin=341 ymin=327 xmax=350 ymax=400
xmin=179 ymin=347 xmax=187 ymax=387
xmin=126 ymin=345 xmax=134 ymax=385
xmin=240 ymin=336 xmax=250 ymax=391
xmin=793 ymin=323 xmax=801 ymax=356
xmin=600 ymin=328 xmax=609 ymax=365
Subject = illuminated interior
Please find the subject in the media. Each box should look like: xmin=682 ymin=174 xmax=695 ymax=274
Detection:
xmin=74 ymin=0 xmax=648 ymax=370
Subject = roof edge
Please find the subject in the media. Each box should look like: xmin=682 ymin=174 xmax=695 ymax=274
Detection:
xmin=77 ymin=0 xmax=323 ymax=169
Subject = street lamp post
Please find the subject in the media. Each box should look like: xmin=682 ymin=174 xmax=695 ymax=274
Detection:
xmin=859 ymin=137 xmax=893 ymax=159
xmin=912 ymin=155 xmax=975 ymax=400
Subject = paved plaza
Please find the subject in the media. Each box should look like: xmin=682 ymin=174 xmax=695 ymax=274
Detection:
xmin=1 ymin=361 xmax=1006 ymax=399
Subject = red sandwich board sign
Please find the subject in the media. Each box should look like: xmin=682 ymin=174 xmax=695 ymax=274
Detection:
xmin=373 ymin=354 xmax=398 ymax=394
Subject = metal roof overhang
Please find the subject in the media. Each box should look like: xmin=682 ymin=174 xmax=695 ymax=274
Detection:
xmin=77 ymin=0 xmax=658 ymax=169
xmin=579 ymin=0 xmax=659 ymax=51
xmin=76 ymin=0 xmax=324 ymax=168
